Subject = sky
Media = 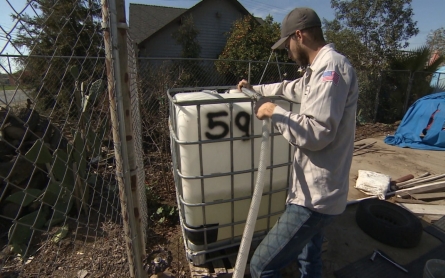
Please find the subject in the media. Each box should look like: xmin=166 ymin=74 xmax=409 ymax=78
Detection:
xmin=0 ymin=0 xmax=444 ymax=60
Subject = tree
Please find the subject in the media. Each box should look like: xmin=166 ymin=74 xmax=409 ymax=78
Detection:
xmin=324 ymin=0 xmax=419 ymax=123
xmin=426 ymin=27 xmax=445 ymax=64
xmin=171 ymin=14 xmax=203 ymax=86
xmin=216 ymin=15 xmax=292 ymax=84
xmin=325 ymin=0 xmax=418 ymax=71
xmin=376 ymin=45 xmax=445 ymax=123
xmin=172 ymin=14 xmax=201 ymax=59
xmin=323 ymin=19 xmax=369 ymax=68
xmin=12 ymin=0 xmax=103 ymax=112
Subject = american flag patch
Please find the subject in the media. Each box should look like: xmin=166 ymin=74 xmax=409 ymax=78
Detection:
xmin=322 ymin=71 xmax=340 ymax=85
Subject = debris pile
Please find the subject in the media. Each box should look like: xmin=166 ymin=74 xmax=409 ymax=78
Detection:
xmin=352 ymin=170 xmax=445 ymax=223
xmin=390 ymin=172 xmax=445 ymax=223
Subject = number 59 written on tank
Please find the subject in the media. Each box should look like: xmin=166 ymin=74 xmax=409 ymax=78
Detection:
xmin=204 ymin=111 xmax=251 ymax=140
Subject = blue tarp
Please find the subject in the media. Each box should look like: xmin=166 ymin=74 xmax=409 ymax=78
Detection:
xmin=384 ymin=92 xmax=445 ymax=150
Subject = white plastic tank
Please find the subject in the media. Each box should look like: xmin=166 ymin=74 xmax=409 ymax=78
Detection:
xmin=170 ymin=90 xmax=300 ymax=249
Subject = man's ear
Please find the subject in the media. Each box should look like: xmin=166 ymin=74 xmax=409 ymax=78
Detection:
xmin=295 ymin=30 xmax=303 ymax=40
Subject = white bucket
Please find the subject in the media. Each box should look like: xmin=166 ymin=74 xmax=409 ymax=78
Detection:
xmin=423 ymin=259 xmax=445 ymax=278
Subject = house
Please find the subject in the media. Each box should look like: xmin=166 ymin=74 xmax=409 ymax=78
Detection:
xmin=0 ymin=73 xmax=9 ymax=85
xmin=431 ymin=65 xmax=445 ymax=92
xmin=129 ymin=0 xmax=254 ymax=59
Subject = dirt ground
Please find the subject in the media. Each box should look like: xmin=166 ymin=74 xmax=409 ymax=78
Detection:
xmin=323 ymin=128 xmax=445 ymax=277
xmin=2 ymin=122 xmax=444 ymax=277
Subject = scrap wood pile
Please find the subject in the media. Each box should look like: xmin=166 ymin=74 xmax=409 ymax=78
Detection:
xmin=354 ymin=171 xmax=445 ymax=223
xmin=390 ymin=172 xmax=445 ymax=223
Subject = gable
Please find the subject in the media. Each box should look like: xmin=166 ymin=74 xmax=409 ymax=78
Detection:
xmin=131 ymin=0 xmax=253 ymax=58
xmin=129 ymin=4 xmax=187 ymax=44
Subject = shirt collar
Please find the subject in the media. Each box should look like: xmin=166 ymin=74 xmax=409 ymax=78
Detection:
xmin=308 ymin=43 xmax=335 ymax=71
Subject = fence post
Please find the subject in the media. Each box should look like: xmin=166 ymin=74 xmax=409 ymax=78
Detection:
xmin=113 ymin=0 xmax=147 ymax=253
xmin=101 ymin=0 xmax=146 ymax=277
xmin=373 ymin=72 xmax=383 ymax=123
xmin=248 ymin=61 xmax=251 ymax=83
xmin=403 ymin=72 xmax=414 ymax=114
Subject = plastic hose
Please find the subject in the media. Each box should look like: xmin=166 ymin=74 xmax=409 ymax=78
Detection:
xmin=233 ymin=115 xmax=270 ymax=277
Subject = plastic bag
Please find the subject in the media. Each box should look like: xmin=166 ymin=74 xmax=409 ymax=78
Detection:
xmin=355 ymin=170 xmax=391 ymax=200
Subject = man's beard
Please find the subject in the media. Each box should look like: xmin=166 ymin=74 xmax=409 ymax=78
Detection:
xmin=295 ymin=40 xmax=309 ymax=67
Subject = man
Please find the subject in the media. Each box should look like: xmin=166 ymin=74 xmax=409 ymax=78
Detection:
xmin=237 ymin=7 xmax=358 ymax=278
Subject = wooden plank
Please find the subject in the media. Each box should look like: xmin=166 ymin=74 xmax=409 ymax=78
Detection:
xmin=396 ymin=181 xmax=445 ymax=197
xmin=211 ymin=259 xmax=227 ymax=275
xmin=398 ymin=203 xmax=445 ymax=215
xmin=396 ymin=197 xmax=445 ymax=205
xmin=429 ymin=200 xmax=445 ymax=205
xmin=396 ymin=173 xmax=444 ymax=187
xmin=393 ymin=197 xmax=428 ymax=204
xmin=424 ymin=214 xmax=444 ymax=222
xmin=353 ymin=141 xmax=376 ymax=152
xmin=410 ymin=192 xmax=445 ymax=201
xmin=226 ymin=258 xmax=235 ymax=274
xmin=190 ymin=263 xmax=212 ymax=278
xmin=225 ymin=256 xmax=235 ymax=274
xmin=227 ymin=255 xmax=237 ymax=270
xmin=206 ymin=251 xmax=228 ymax=275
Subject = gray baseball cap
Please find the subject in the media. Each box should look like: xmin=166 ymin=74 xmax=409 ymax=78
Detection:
xmin=271 ymin=7 xmax=321 ymax=50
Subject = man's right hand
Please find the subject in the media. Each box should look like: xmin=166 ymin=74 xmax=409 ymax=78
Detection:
xmin=254 ymin=97 xmax=276 ymax=120
xmin=237 ymin=79 xmax=253 ymax=92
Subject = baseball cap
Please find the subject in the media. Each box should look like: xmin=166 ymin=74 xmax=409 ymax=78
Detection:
xmin=271 ymin=7 xmax=321 ymax=50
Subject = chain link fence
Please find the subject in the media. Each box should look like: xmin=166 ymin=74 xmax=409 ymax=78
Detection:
xmin=137 ymin=57 xmax=442 ymax=125
xmin=357 ymin=70 xmax=443 ymax=124
xmin=0 ymin=0 xmax=148 ymax=277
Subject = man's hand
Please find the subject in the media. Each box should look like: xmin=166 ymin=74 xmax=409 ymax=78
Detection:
xmin=237 ymin=79 xmax=253 ymax=91
xmin=237 ymin=80 xmax=276 ymax=119
xmin=254 ymin=97 xmax=276 ymax=120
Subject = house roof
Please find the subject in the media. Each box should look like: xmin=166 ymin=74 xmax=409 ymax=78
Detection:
xmin=129 ymin=0 xmax=253 ymax=45
xmin=129 ymin=4 xmax=187 ymax=44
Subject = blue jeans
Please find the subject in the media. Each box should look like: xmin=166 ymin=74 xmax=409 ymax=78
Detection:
xmin=250 ymin=204 xmax=336 ymax=278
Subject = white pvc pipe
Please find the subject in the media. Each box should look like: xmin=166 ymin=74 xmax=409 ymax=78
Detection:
xmin=233 ymin=118 xmax=270 ymax=278
xmin=397 ymin=173 xmax=445 ymax=188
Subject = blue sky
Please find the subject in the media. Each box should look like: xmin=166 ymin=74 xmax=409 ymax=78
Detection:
xmin=0 ymin=0 xmax=444 ymax=57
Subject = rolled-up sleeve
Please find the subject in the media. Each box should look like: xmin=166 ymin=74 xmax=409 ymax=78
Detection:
xmin=271 ymin=64 xmax=350 ymax=151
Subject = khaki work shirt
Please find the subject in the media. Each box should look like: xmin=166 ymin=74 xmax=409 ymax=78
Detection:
xmin=253 ymin=43 xmax=358 ymax=215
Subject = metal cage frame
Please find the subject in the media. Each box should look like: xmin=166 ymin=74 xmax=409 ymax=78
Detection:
xmin=168 ymin=86 xmax=298 ymax=265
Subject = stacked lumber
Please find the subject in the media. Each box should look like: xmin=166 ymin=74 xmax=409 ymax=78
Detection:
xmin=391 ymin=172 xmax=445 ymax=223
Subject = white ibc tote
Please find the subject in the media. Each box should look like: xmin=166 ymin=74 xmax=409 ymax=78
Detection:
xmin=168 ymin=87 xmax=300 ymax=264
